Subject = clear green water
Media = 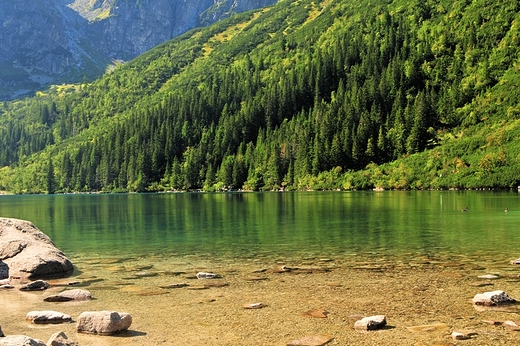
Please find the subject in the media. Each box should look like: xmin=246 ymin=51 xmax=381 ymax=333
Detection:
xmin=1 ymin=191 xmax=519 ymax=263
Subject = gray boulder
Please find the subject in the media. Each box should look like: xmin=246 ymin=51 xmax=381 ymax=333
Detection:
xmin=0 ymin=218 xmax=73 ymax=280
xmin=0 ymin=335 xmax=46 ymax=346
xmin=76 ymin=311 xmax=132 ymax=335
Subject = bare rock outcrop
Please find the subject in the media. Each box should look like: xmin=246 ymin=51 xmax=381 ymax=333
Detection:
xmin=0 ymin=218 xmax=73 ymax=280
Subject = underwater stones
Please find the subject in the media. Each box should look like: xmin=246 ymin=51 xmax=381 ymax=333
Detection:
xmin=196 ymin=272 xmax=221 ymax=279
xmin=76 ymin=311 xmax=132 ymax=335
xmin=159 ymin=283 xmax=189 ymax=289
xmin=451 ymin=330 xmax=477 ymax=341
xmin=44 ymin=289 xmax=92 ymax=302
xmin=510 ymin=258 xmax=520 ymax=265
xmin=472 ymin=290 xmax=516 ymax=306
xmin=502 ymin=320 xmax=520 ymax=331
xmin=20 ymin=280 xmax=50 ymax=291
xmin=286 ymin=335 xmax=334 ymax=346
xmin=302 ymin=309 xmax=329 ymax=318
xmin=354 ymin=315 xmax=387 ymax=331
xmin=243 ymin=302 xmax=265 ymax=309
xmin=47 ymin=331 xmax=78 ymax=346
xmin=0 ymin=335 xmax=46 ymax=346
xmin=133 ymin=271 xmax=158 ymax=278
xmin=274 ymin=265 xmax=292 ymax=273
xmin=477 ymin=274 xmax=499 ymax=280
xmin=26 ymin=311 xmax=72 ymax=324
xmin=245 ymin=276 xmax=268 ymax=281
xmin=406 ymin=323 xmax=450 ymax=333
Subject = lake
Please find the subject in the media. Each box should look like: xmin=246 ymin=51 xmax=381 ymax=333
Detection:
xmin=2 ymin=191 xmax=520 ymax=345
xmin=1 ymin=190 xmax=519 ymax=263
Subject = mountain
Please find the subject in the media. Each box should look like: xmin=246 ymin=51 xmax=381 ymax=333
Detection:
xmin=0 ymin=0 xmax=277 ymax=100
xmin=1 ymin=0 xmax=520 ymax=193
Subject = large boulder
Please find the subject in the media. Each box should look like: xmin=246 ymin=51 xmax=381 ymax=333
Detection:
xmin=76 ymin=311 xmax=132 ymax=335
xmin=0 ymin=218 xmax=73 ymax=280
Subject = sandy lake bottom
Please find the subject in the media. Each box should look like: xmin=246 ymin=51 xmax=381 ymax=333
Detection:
xmin=2 ymin=252 xmax=520 ymax=346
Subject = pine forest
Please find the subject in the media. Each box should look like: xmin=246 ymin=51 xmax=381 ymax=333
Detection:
xmin=1 ymin=0 xmax=520 ymax=194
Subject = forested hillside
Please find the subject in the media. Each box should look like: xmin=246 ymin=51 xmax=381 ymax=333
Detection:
xmin=1 ymin=0 xmax=520 ymax=193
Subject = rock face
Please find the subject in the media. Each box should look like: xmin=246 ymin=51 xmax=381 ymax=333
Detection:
xmin=76 ymin=311 xmax=132 ymax=335
xmin=0 ymin=218 xmax=73 ymax=280
xmin=0 ymin=0 xmax=277 ymax=100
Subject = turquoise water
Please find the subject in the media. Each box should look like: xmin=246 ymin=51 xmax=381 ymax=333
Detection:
xmin=0 ymin=191 xmax=519 ymax=263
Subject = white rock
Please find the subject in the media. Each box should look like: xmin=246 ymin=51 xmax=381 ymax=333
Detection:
xmin=472 ymin=290 xmax=516 ymax=306
xmin=477 ymin=274 xmax=499 ymax=280
xmin=0 ymin=335 xmax=46 ymax=346
xmin=354 ymin=315 xmax=387 ymax=331
xmin=26 ymin=310 xmax=72 ymax=324
xmin=196 ymin=272 xmax=221 ymax=279
xmin=76 ymin=311 xmax=132 ymax=335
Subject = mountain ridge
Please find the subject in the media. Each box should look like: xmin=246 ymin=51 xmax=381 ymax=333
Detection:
xmin=0 ymin=0 xmax=277 ymax=100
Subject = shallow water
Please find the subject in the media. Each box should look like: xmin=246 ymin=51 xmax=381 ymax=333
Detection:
xmin=1 ymin=191 xmax=520 ymax=345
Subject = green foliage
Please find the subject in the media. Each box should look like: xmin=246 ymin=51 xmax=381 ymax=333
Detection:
xmin=1 ymin=0 xmax=520 ymax=193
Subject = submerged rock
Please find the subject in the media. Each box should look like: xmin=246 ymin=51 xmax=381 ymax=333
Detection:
xmin=451 ymin=330 xmax=477 ymax=340
xmin=354 ymin=315 xmax=387 ymax=331
xmin=472 ymin=290 xmax=516 ymax=306
xmin=76 ymin=311 xmax=132 ymax=335
xmin=20 ymin=280 xmax=50 ymax=291
xmin=26 ymin=310 xmax=72 ymax=324
xmin=243 ymin=303 xmax=265 ymax=309
xmin=196 ymin=272 xmax=221 ymax=279
xmin=302 ymin=309 xmax=329 ymax=318
xmin=406 ymin=323 xmax=450 ymax=333
xmin=47 ymin=331 xmax=78 ymax=346
xmin=286 ymin=335 xmax=334 ymax=346
xmin=0 ymin=335 xmax=46 ymax=346
xmin=503 ymin=320 xmax=520 ymax=331
xmin=477 ymin=274 xmax=499 ymax=280
xmin=44 ymin=289 xmax=92 ymax=302
xmin=0 ymin=218 xmax=73 ymax=280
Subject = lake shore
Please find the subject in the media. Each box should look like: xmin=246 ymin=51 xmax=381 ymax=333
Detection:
xmin=2 ymin=253 xmax=520 ymax=345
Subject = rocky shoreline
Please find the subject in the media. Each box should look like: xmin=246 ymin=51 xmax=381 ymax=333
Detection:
xmin=1 ymin=218 xmax=520 ymax=345
xmin=0 ymin=218 xmax=131 ymax=345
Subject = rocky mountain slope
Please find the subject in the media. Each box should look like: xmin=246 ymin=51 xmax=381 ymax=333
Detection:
xmin=0 ymin=0 xmax=277 ymax=100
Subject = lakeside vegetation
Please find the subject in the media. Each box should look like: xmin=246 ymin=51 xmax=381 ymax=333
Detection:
xmin=1 ymin=0 xmax=520 ymax=193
